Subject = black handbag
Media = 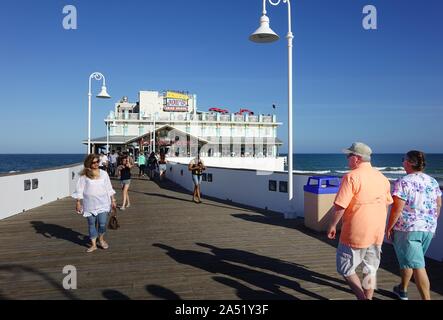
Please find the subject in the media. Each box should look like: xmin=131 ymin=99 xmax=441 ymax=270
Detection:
xmin=108 ymin=208 xmax=120 ymax=230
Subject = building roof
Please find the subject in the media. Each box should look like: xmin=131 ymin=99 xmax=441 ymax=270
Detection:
xmin=125 ymin=125 xmax=209 ymax=145
xmin=82 ymin=136 xmax=138 ymax=145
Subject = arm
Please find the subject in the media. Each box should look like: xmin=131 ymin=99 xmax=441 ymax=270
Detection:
xmin=437 ymin=195 xmax=442 ymax=219
xmin=327 ymin=205 xmax=345 ymax=239
xmin=386 ymin=196 xmax=406 ymax=240
xmin=72 ymin=176 xmax=85 ymax=214
xmin=116 ymin=165 xmax=121 ymax=177
xmin=104 ymin=172 xmax=117 ymax=210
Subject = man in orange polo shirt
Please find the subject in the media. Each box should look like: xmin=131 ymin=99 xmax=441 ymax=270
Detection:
xmin=327 ymin=142 xmax=393 ymax=300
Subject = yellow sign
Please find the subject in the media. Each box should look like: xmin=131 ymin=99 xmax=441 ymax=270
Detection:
xmin=166 ymin=91 xmax=188 ymax=100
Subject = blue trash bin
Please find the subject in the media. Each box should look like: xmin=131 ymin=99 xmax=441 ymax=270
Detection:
xmin=303 ymin=176 xmax=341 ymax=232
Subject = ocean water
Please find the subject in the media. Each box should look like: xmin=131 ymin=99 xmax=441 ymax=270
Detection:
xmin=284 ymin=153 xmax=443 ymax=186
xmin=1 ymin=153 xmax=442 ymax=186
xmin=0 ymin=154 xmax=85 ymax=174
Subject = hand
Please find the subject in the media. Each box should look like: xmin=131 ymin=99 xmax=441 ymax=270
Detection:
xmin=386 ymin=227 xmax=394 ymax=241
xmin=111 ymin=200 xmax=117 ymax=210
xmin=75 ymin=201 xmax=83 ymax=214
xmin=327 ymin=225 xmax=337 ymax=239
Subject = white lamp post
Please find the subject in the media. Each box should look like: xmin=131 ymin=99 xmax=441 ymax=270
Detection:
xmin=88 ymin=72 xmax=111 ymax=154
xmin=152 ymin=112 xmax=159 ymax=153
xmin=106 ymin=121 xmax=110 ymax=153
xmin=250 ymin=0 xmax=294 ymax=200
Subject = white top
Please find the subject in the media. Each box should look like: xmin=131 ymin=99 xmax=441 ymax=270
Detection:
xmin=110 ymin=154 xmax=118 ymax=164
xmin=99 ymin=154 xmax=108 ymax=166
xmin=72 ymin=170 xmax=116 ymax=217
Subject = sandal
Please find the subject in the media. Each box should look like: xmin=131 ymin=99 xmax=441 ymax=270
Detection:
xmin=86 ymin=246 xmax=97 ymax=253
xmin=99 ymin=240 xmax=109 ymax=250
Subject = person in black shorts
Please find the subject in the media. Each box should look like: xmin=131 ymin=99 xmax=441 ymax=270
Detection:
xmin=117 ymin=156 xmax=132 ymax=210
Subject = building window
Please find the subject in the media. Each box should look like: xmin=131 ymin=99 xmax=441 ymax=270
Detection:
xmin=279 ymin=181 xmax=288 ymax=193
xmin=24 ymin=180 xmax=31 ymax=191
xmin=269 ymin=180 xmax=277 ymax=192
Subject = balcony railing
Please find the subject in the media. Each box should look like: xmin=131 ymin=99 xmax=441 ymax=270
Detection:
xmin=220 ymin=114 xmax=231 ymax=121
xmin=108 ymin=112 xmax=276 ymax=123
xmin=234 ymin=115 xmax=244 ymax=122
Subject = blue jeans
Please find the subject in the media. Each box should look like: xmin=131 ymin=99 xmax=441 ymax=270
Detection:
xmin=192 ymin=174 xmax=202 ymax=186
xmin=86 ymin=212 xmax=109 ymax=240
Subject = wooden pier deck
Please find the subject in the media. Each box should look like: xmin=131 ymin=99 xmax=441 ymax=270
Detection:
xmin=1 ymin=176 xmax=442 ymax=300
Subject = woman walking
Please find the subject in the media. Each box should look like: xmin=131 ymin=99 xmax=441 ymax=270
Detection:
xmin=158 ymin=151 xmax=167 ymax=181
xmin=72 ymin=154 xmax=117 ymax=253
xmin=147 ymin=152 xmax=159 ymax=180
xmin=117 ymin=156 xmax=132 ymax=210
xmin=387 ymin=150 xmax=442 ymax=300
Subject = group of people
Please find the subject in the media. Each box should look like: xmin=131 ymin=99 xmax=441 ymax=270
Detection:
xmin=71 ymin=142 xmax=441 ymax=300
xmin=137 ymin=151 xmax=167 ymax=181
xmin=327 ymin=142 xmax=441 ymax=300
xmin=97 ymin=150 xmax=134 ymax=178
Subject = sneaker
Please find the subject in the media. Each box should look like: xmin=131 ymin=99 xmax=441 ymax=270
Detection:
xmin=393 ymin=285 xmax=408 ymax=300
xmin=120 ymin=206 xmax=126 ymax=211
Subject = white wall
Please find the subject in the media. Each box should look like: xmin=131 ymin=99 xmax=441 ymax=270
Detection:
xmin=166 ymin=161 xmax=309 ymax=217
xmin=170 ymin=157 xmax=285 ymax=172
xmin=0 ymin=164 xmax=83 ymax=220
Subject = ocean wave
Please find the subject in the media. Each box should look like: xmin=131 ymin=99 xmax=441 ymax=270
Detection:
xmin=383 ymin=170 xmax=407 ymax=174
xmin=293 ymin=170 xmax=331 ymax=175
xmin=374 ymin=167 xmax=405 ymax=171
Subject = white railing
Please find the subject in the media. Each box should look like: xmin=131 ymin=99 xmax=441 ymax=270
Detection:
xmin=108 ymin=112 xmax=276 ymax=123
xmin=113 ymin=113 xmax=140 ymax=120
xmin=234 ymin=115 xmax=244 ymax=122
xmin=220 ymin=115 xmax=231 ymax=121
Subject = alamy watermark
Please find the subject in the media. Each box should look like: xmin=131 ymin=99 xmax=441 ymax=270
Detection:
xmin=362 ymin=5 xmax=377 ymax=30
xmin=62 ymin=265 xmax=77 ymax=290
xmin=62 ymin=5 xmax=77 ymax=30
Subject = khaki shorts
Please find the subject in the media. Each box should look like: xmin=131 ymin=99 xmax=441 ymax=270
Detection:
xmin=336 ymin=243 xmax=381 ymax=278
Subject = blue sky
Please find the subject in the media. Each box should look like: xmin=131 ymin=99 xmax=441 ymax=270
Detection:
xmin=0 ymin=0 xmax=442 ymax=154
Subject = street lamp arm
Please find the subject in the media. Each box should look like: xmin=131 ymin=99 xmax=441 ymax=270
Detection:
xmin=264 ymin=0 xmax=292 ymax=33
xmin=89 ymin=72 xmax=106 ymax=93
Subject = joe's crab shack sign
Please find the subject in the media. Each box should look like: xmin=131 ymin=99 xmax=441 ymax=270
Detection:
xmin=163 ymin=91 xmax=189 ymax=112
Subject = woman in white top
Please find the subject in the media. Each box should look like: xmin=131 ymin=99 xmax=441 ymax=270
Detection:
xmin=72 ymin=154 xmax=117 ymax=253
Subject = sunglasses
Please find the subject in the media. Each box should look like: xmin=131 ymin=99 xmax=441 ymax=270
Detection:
xmin=346 ymin=154 xmax=356 ymax=159
xmin=91 ymin=160 xmax=100 ymax=164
